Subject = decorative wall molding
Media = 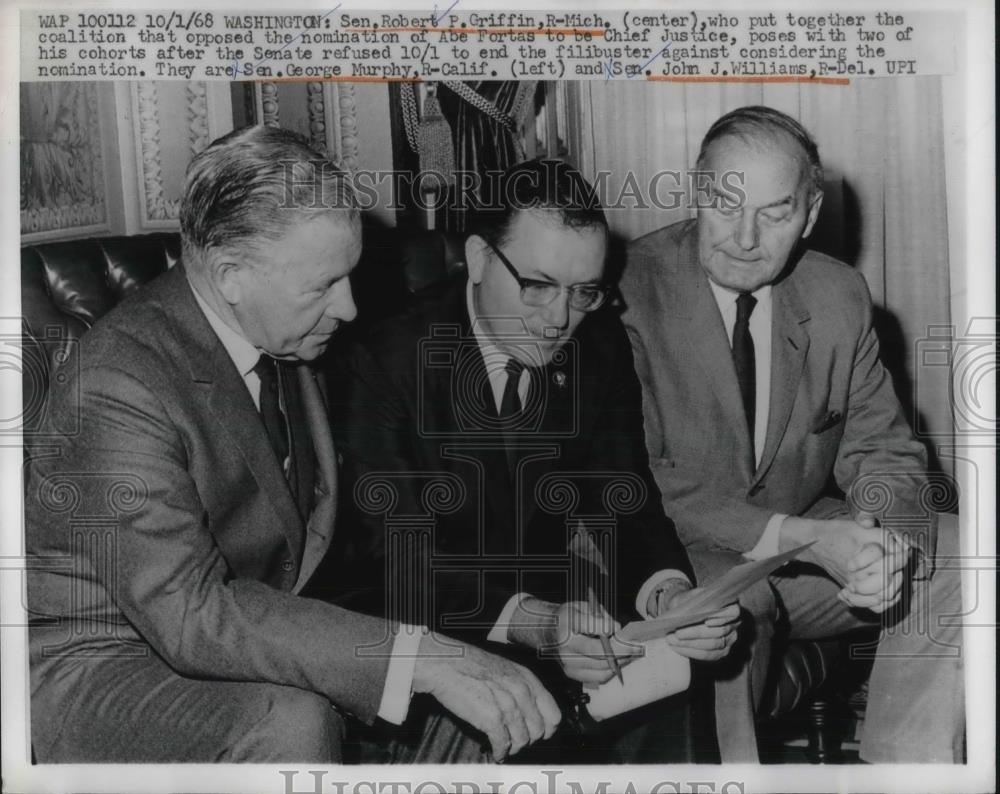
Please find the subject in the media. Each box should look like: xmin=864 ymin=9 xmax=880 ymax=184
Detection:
xmin=133 ymin=81 xmax=181 ymax=224
xmin=131 ymin=81 xmax=223 ymax=229
xmin=331 ymin=83 xmax=360 ymax=171
xmin=187 ymin=82 xmax=210 ymax=156
xmin=251 ymin=82 xmax=359 ymax=170
xmin=306 ymin=82 xmax=327 ymax=153
xmin=259 ymin=82 xmax=280 ymax=127
xmin=20 ymin=82 xmax=110 ymax=240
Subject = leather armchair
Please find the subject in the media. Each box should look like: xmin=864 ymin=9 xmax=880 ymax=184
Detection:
xmin=18 ymin=223 xmax=457 ymax=438
xmin=20 ymin=233 xmax=180 ymax=444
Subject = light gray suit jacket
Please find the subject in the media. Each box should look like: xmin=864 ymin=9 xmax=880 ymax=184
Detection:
xmin=620 ymin=219 xmax=936 ymax=570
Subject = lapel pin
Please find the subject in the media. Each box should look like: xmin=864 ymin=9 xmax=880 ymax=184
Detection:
xmin=553 ymin=371 xmax=566 ymax=388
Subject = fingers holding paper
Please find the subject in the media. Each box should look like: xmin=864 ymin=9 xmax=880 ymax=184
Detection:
xmin=662 ymin=596 xmax=741 ymax=661
xmin=617 ymin=544 xmax=817 ymax=657
xmin=556 ymin=600 xmax=644 ymax=684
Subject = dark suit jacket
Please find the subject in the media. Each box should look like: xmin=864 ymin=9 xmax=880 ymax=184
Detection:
xmin=620 ymin=219 xmax=936 ymax=570
xmin=26 ymin=265 xmax=392 ymax=728
xmin=318 ymin=277 xmax=693 ymax=643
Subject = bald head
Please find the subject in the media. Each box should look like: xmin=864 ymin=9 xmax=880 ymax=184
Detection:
xmin=696 ymin=106 xmax=824 ymax=200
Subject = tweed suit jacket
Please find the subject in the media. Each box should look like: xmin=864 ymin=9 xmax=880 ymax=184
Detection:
xmin=26 ymin=264 xmax=392 ymax=725
xmin=620 ymin=219 xmax=936 ymax=569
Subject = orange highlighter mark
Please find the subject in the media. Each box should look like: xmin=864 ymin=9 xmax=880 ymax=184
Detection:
xmin=646 ymin=75 xmax=850 ymax=85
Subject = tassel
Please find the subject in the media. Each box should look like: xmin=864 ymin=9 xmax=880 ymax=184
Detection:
xmin=417 ymin=84 xmax=456 ymax=189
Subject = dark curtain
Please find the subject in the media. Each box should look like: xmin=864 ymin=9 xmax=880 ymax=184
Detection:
xmin=435 ymin=82 xmax=533 ymax=233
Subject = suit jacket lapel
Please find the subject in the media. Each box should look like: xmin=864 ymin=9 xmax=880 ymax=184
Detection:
xmin=755 ymin=275 xmax=811 ymax=483
xmin=175 ymin=268 xmax=306 ymax=568
xmin=518 ymin=356 xmax=575 ymax=529
xmin=431 ymin=280 xmax=523 ymax=552
xmin=294 ymin=365 xmax=338 ymax=593
xmin=670 ymin=235 xmax=756 ymax=477
xmin=281 ymin=362 xmax=316 ymax=522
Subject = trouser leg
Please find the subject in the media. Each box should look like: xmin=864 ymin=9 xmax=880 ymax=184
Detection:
xmin=856 ymin=514 xmax=965 ymax=762
xmin=688 ymin=549 xmax=779 ymax=762
xmin=603 ymin=692 xmax=697 ymax=763
xmin=773 ymin=516 xmax=965 ymax=763
xmin=32 ymin=651 xmax=345 ymax=763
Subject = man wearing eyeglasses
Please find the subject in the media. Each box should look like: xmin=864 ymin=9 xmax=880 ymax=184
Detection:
xmin=316 ymin=159 xmax=739 ymax=762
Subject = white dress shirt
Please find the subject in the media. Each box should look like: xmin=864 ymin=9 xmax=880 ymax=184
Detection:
xmin=464 ymin=282 xmax=691 ymax=638
xmin=189 ymin=280 xmax=420 ymax=724
xmin=706 ymin=280 xmax=787 ymax=559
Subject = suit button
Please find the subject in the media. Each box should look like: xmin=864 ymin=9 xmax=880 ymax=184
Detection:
xmin=281 ymin=559 xmax=294 ymax=572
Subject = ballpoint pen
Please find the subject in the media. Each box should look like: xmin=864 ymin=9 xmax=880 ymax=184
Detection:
xmin=587 ymin=585 xmax=624 ymax=685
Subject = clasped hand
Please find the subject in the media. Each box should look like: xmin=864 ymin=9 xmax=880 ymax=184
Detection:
xmin=783 ymin=513 xmax=912 ymax=613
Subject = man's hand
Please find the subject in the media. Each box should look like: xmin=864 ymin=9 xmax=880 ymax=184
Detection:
xmin=411 ymin=632 xmax=561 ymax=761
xmin=841 ymin=531 xmax=911 ymax=612
xmin=648 ymin=585 xmax=740 ymax=661
xmin=507 ymin=598 xmax=642 ymax=684
xmin=780 ymin=516 xmax=910 ymax=612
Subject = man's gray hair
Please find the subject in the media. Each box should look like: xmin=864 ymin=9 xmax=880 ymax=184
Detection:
xmin=180 ymin=125 xmax=358 ymax=264
xmin=696 ymin=105 xmax=825 ymax=197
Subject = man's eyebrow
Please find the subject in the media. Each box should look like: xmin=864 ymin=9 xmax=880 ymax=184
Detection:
xmin=526 ymin=273 xmax=603 ymax=287
xmin=710 ymin=186 xmax=795 ymax=210
xmin=710 ymin=185 xmax=742 ymax=204
xmin=759 ymin=195 xmax=795 ymax=210
xmin=310 ymin=272 xmax=343 ymax=290
xmin=523 ymin=271 xmax=560 ymax=284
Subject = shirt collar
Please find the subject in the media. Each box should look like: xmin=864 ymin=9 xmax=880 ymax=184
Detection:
xmin=188 ymin=277 xmax=262 ymax=377
xmin=707 ymin=277 xmax=772 ymax=316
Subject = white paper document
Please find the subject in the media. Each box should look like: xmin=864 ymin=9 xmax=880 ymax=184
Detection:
xmin=584 ymin=637 xmax=690 ymax=721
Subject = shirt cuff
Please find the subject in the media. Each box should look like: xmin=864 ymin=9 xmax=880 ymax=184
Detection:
xmin=376 ymin=623 xmax=425 ymax=725
xmin=635 ymin=570 xmax=691 ymax=619
xmin=486 ymin=593 xmax=529 ymax=645
xmin=745 ymin=513 xmax=788 ymax=560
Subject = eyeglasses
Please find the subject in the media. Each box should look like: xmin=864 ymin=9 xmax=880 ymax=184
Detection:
xmin=484 ymin=239 xmax=610 ymax=312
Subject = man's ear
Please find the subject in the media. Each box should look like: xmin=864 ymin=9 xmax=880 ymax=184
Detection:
xmin=212 ymin=253 xmax=245 ymax=306
xmin=801 ymin=190 xmax=824 ymax=239
xmin=465 ymin=235 xmax=493 ymax=285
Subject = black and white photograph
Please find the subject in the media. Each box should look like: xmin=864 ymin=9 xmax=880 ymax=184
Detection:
xmin=1 ymin=2 xmax=994 ymax=793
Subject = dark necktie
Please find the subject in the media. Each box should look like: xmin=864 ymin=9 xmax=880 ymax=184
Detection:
xmin=499 ymin=357 xmax=525 ymax=421
xmin=499 ymin=357 xmax=526 ymax=478
xmin=253 ymin=355 xmax=289 ymax=468
xmin=732 ymin=292 xmax=757 ymax=460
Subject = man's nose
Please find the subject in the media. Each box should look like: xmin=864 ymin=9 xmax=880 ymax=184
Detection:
xmin=326 ymin=279 xmax=358 ymax=323
xmin=734 ymin=209 xmax=759 ymax=251
xmin=542 ymin=290 xmax=571 ymax=329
